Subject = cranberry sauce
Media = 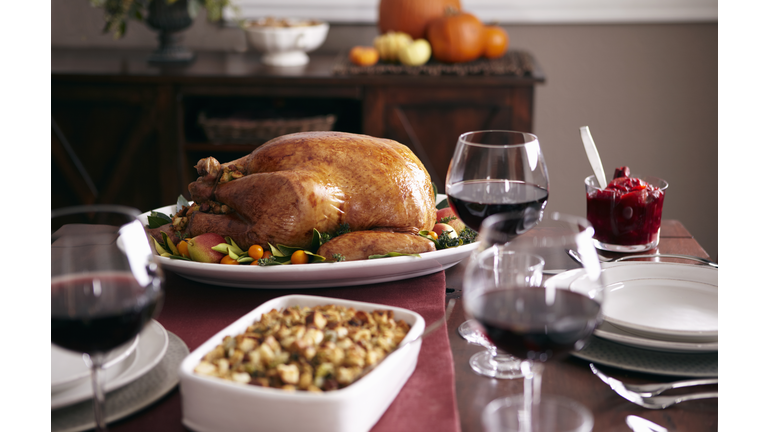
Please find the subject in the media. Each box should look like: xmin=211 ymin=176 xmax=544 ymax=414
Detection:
xmin=586 ymin=166 xmax=666 ymax=246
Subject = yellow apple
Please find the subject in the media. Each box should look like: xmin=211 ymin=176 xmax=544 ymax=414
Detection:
xmin=399 ymin=39 xmax=431 ymax=66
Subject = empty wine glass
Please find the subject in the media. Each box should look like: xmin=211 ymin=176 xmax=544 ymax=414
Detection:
xmin=446 ymin=130 xmax=549 ymax=378
xmin=465 ymin=211 xmax=604 ymax=432
xmin=51 ymin=205 xmax=164 ymax=431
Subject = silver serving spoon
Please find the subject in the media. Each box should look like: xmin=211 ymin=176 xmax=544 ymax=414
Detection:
xmin=580 ymin=126 xmax=608 ymax=189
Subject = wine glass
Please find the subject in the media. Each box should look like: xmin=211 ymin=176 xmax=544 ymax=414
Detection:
xmin=51 ymin=205 xmax=164 ymax=431
xmin=462 ymin=249 xmax=545 ymax=379
xmin=446 ymin=130 xmax=549 ymax=379
xmin=465 ymin=211 xmax=604 ymax=432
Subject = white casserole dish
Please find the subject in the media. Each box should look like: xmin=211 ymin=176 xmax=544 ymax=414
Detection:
xmin=179 ymin=294 xmax=425 ymax=432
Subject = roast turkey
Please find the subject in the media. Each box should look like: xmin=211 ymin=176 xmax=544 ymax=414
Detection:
xmin=149 ymin=131 xmax=437 ymax=260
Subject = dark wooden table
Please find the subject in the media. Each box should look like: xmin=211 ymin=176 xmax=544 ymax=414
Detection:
xmin=74 ymin=219 xmax=714 ymax=431
xmin=444 ymin=220 xmax=717 ymax=432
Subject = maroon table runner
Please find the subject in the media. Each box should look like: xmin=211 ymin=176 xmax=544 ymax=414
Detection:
xmin=110 ymin=269 xmax=460 ymax=432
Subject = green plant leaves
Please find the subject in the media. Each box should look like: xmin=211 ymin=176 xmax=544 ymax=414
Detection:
xmin=146 ymin=211 xmax=172 ymax=229
xmin=151 ymin=233 xmax=191 ymax=261
xmin=266 ymin=242 xmax=326 ymax=264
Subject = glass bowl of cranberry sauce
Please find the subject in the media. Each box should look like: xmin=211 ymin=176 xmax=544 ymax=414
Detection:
xmin=585 ymin=166 xmax=668 ymax=253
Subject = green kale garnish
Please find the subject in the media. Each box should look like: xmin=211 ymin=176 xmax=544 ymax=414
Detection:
xmin=318 ymin=231 xmax=332 ymax=245
xmin=257 ymin=256 xmax=280 ymax=266
xmin=316 ymin=223 xmax=352 ymax=249
xmin=438 ymin=214 xmax=459 ymax=224
xmin=335 ymin=222 xmax=351 ymax=237
xmin=458 ymin=227 xmax=477 ymax=244
xmin=435 ymin=231 xmax=463 ymax=249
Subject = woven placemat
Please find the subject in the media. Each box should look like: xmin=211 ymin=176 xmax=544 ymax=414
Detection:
xmin=333 ymin=50 xmax=535 ymax=77
xmin=572 ymin=336 xmax=718 ymax=378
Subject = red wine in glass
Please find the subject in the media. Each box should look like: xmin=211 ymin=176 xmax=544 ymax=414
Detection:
xmin=447 ymin=179 xmax=548 ymax=233
xmin=52 ymin=205 xmax=163 ymax=432
xmin=469 ymin=288 xmax=601 ymax=362
xmin=51 ymin=272 xmax=162 ymax=355
xmin=446 ymin=131 xmax=550 ymax=375
xmin=465 ymin=212 xmax=604 ymax=430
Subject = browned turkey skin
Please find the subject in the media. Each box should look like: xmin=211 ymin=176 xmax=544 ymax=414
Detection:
xmin=148 ymin=131 xmax=437 ymax=260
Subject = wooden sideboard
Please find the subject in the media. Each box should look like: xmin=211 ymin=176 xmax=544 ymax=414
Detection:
xmin=52 ymin=48 xmax=545 ymax=212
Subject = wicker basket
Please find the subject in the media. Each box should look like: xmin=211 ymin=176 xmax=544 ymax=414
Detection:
xmin=198 ymin=112 xmax=337 ymax=144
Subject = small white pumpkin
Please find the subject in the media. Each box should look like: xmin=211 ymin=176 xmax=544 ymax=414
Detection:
xmin=374 ymin=31 xmax=413 ymax=62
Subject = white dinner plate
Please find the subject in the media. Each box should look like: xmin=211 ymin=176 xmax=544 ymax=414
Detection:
xmin=51 ymin=320 xmax=169 ymax=410
xmin=594 ymin=321 xmax=717 ymax=353
xmin=551 ymin=262 xmax=718 ymax=343
xmin=139 ymin=200 xmax=476 ymax=289
xmin=52 ymin=336 xmax=139 ymax=394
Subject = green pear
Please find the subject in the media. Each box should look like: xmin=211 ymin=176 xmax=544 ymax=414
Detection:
xmin=187 ymin=233 xmax=227 ymax=263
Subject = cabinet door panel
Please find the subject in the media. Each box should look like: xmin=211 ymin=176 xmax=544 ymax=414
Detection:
xmin=383 ymin=100 xmax=514 ymax=193
xmin=52 ymin=84 xmax=177 ymax=211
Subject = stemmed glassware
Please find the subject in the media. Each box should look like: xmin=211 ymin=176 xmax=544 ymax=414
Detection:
xmin=445 ymin=130 xmax=549 ymax=379
xmin=51 ymin=205 xmax=164 ymax=431
xmin=465 ymin=212 xmax=604 ymax=432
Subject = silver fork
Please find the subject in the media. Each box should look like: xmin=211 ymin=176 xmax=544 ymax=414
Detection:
xmin=590 ymin=363 xmax=718 ymax=396
xmin=590 ymin=364 xmax=718 ymax=409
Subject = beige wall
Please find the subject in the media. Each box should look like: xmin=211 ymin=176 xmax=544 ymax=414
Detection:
xmin=52 ymin=1 xmax=717 ymax=261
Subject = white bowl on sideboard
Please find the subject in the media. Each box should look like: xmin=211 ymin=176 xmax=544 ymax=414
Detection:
xmin=244 ymin=18 xmax=329 ymax=67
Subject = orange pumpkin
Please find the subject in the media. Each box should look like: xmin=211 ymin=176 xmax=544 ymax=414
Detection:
xmin=378 ymin=0 xmax=462 ymax=40
xmin=483 ymin=25 xmax=509 ymax=59
xmin=427 ymin=7 xmax=485 ymax=63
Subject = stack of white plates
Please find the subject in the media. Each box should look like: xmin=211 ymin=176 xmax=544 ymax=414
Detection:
xmin=51 ymin=320 xmax=169 ymax=410
xmin=551 ymin=262 xmax=718 ymax=354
